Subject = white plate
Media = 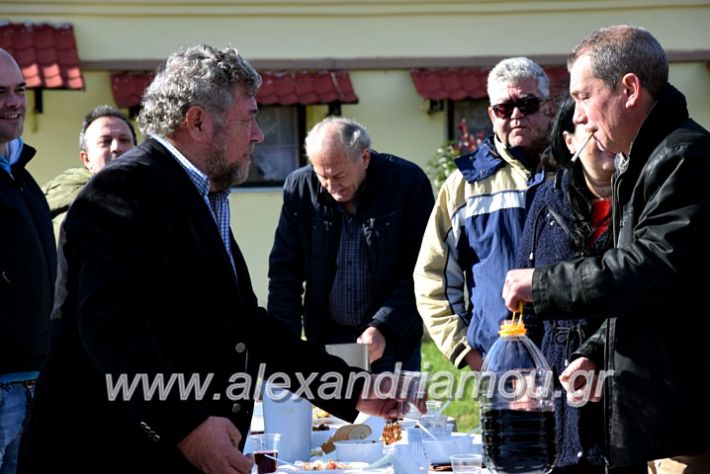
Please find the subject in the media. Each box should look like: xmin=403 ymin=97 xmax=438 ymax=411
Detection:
xmin=287 ymin=460 xmax=369 ymax=473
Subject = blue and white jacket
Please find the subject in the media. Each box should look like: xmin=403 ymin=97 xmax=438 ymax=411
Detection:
xmin=414 ymin=135 xmax=545 ymax=368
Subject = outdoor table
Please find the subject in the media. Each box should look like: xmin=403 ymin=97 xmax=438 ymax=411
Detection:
xmin=250 ymin=403 xmax=485 ymax=473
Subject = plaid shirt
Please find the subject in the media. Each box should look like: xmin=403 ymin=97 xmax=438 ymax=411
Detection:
xmin=153 ymin=136 xmax=236 ymax=276
xmin=328 ymin=212 xmax=374 ymax=327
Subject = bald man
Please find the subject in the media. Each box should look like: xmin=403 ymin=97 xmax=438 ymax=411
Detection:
xmin=0 ymin=48 xmax=56 ymax=474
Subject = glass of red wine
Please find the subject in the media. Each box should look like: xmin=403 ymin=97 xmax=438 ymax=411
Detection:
xmin=251 ymin=432 xmax=281 ymax=474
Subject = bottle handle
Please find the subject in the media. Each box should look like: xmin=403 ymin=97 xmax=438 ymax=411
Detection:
xmin=512 ymin=301 xmax=523 ymax=324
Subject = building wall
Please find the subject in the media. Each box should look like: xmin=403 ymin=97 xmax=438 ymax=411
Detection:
xmin=3 ymin=0 xmax=710 ymax=304
xmin=4 ymin=1 xmax=710 ymax=60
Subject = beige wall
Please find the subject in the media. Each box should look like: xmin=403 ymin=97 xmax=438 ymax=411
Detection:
xmin=669 ymin=62 xmax=710 ymax=127
xmin=4 ymin=1 xmax=709 ymax=61
xmin=4 ymin=1 xmax=710 ymax=305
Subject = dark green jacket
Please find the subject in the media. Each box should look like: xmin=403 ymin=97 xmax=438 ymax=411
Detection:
xmin=42 ymin=166 xmax=91 ymax=242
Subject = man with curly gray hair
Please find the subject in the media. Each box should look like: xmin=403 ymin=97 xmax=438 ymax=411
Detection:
xmin=19 ymin=44 xmax=401 ymax=474
xmin=138 ymin=43 xmax=263 ymax=190
xmin=139 ymin=45 xmax=260 ymax=137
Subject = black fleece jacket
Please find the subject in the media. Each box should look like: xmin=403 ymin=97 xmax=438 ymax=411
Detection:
xmin=0 ymin=143 xmax=56 ymax=374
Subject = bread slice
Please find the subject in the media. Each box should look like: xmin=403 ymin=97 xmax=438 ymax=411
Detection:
xmin=320 ymin=424 xmax=372 ymax=453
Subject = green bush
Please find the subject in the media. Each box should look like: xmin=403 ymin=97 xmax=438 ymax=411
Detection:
xmin=421 ymin=340 xmax=480 ymax=432
xmin=426 ymin=142 xmax=461 ymax=192
xmin=425 ymin=118 xmax=485 ymax=192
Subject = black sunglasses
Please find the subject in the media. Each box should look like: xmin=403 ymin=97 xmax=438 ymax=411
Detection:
xmin=490 ymin=96 xmax=544 ymax=119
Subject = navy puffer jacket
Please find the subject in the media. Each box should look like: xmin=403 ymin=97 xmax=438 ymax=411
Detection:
xmin=516 ymin=166 xmax=610 ymax=468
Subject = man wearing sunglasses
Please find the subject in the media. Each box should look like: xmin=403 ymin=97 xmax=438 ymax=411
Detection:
xmin=414 ymin=57 xmax=554 ymax=371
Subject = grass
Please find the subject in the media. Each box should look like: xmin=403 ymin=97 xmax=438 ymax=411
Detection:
xmin=420 ymin=339 xmax=480 ymax=432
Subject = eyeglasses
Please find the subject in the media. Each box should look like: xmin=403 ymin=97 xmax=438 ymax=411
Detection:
xmin=490 ymin=96 xmax=544 ymax=119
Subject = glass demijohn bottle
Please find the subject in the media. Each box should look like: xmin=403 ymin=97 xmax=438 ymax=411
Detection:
xmin=478 ymin=312 xmax=556 ymax=473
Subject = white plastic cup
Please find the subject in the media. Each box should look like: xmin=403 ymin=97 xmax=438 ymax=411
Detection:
xmin=450 ymin=453 xmax=482 ymax=473
xmin=252 ymin=433 xmax=281 ymax=474
xmin=419 ymin=414 xmax=448 ymax=437
xmin=399 ymin=371 xmax=427 ymax=418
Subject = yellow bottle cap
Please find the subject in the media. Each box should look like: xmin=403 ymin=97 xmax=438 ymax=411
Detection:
xmin=498 ymin=319 xmax=527 ymax=337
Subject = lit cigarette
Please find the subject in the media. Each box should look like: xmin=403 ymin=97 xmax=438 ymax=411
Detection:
xmin=571 ymin=132 xmax=594 ymax=163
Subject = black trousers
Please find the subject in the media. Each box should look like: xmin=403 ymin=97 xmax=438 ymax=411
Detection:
xmin=551 ymin=463 xmax=647 ymax=474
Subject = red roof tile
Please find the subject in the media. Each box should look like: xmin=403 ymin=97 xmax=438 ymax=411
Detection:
xmin=0 ymin=21 xmax=84 ymax=90
xmin=411 ymin=66 xmax=569 ymax=101
xmin=110 ymin=70 xmax=359 ymax=108
xmin=258 ymin=71 xmax=359 ymax=105
xmin=411 ymin=68 xmax=488 ymax=101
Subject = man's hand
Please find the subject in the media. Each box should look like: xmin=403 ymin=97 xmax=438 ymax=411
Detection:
xmin=502 ymin=268 xmax=535 ymax=312
xmin=559 ymin=357 xmax=604 ymax=407
xmin=355 ymin=373 xmax=427 ymax=419
xmin=177 ymin=416 xmax=253 ymax=474
xmin=357 ymin=327 xmax=386 ymax=363
xmin=463 ymin=348 xmax=483 ymax=371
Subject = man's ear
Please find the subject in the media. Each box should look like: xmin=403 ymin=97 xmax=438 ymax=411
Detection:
xmin=362 ymin=148 xmax=371 ymax=168
xmin=487 ymin=106 xmax=496 ymax=124
xmin=79 ymin=151 xmax=90 ymax=169
xmin=184 ymin=106 xmax=211 ymax=143
xmin=621 ymin=73 xmax=643 ymax=108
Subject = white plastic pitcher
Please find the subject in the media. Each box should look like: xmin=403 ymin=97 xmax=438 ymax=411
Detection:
xmin=262 ymin=384 xmax=312 ymax=462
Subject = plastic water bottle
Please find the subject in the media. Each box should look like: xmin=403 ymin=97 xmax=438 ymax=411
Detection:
xmin=478 ymin=313 xmax=556 ymax=473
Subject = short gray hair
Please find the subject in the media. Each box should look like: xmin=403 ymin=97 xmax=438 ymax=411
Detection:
xmin=138 ymin=44 xmax=262 ymax=137
xmin=568 ymin=25 xmax=668 ymax=98
xmin=487 ymin=57 xmax=550 ymax=102
xmin=305 ymin=116 xmax=372 ymax=162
